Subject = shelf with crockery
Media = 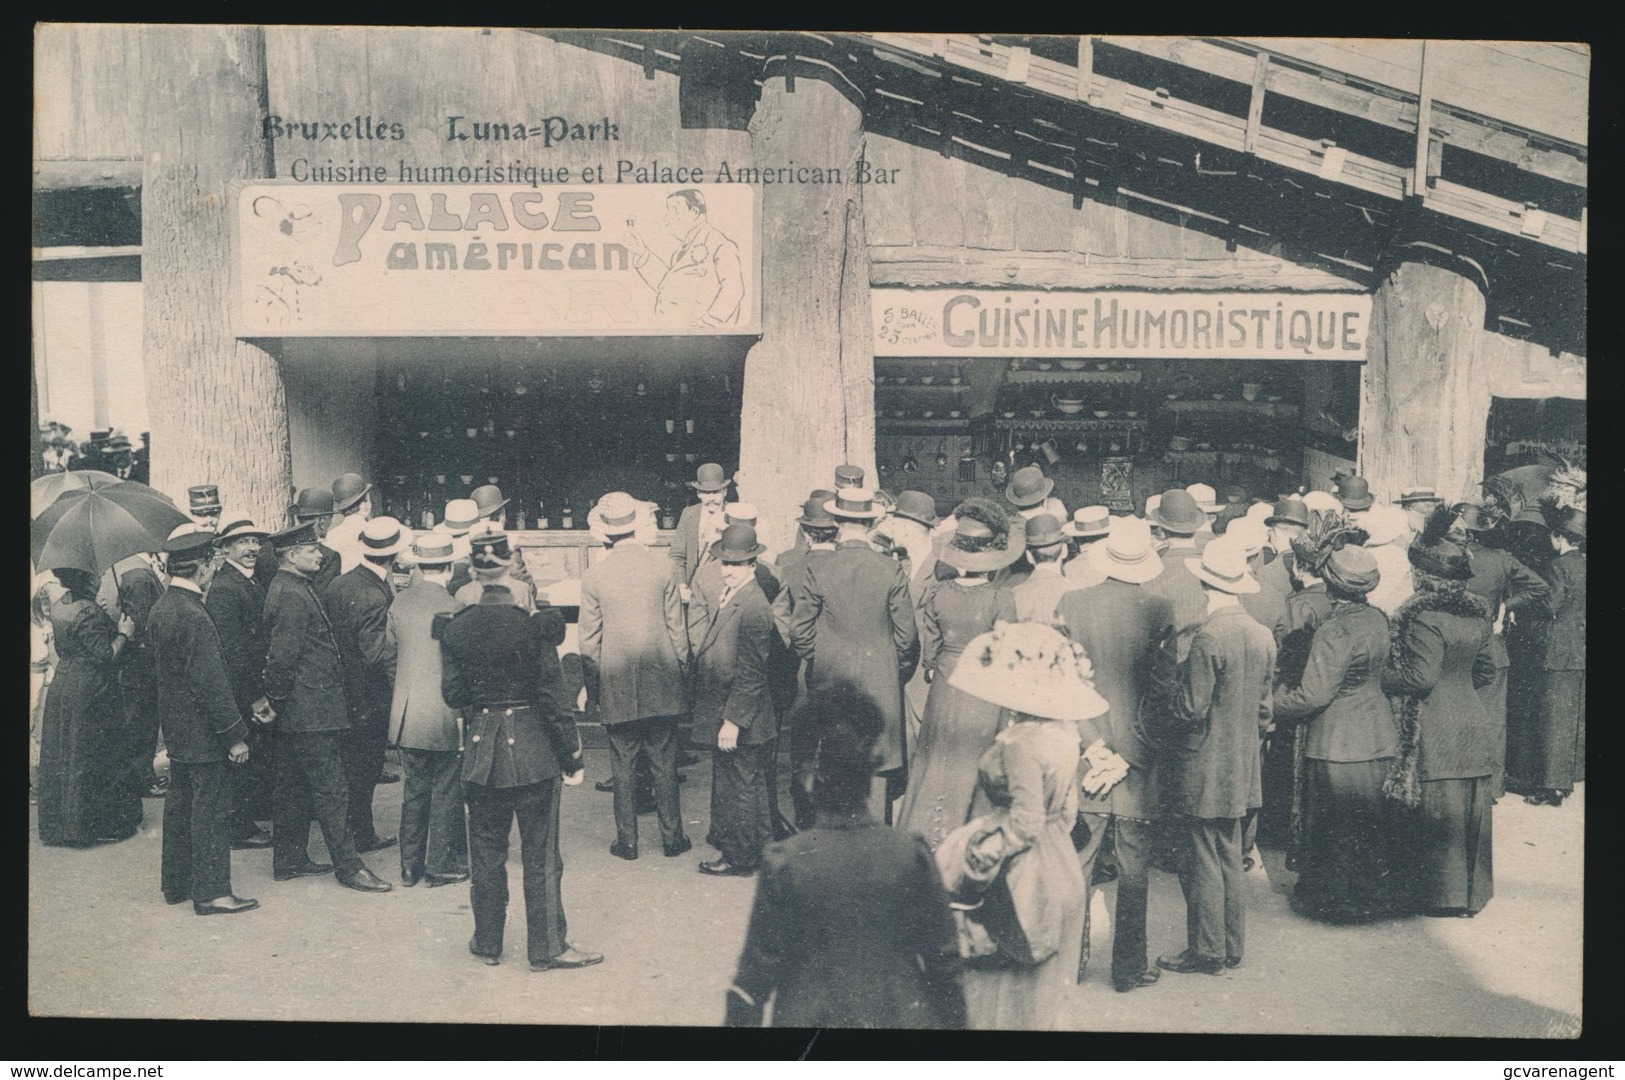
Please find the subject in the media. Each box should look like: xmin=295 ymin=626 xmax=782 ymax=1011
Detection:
xmin=1004 ymin=368 xmax=1143 ymax=385
xmin=877 ymin=417 xmax=974 ymax=433
xmin=1161 ymin=397 xmax=1298 ymax=418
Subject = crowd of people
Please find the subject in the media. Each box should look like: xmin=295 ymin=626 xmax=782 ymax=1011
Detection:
xmin=28 ymin=450 xmax=1586 ymax=1030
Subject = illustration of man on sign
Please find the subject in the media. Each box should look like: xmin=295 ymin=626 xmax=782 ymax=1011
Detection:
xmin=624 ymin=189 xmax=745 ymax=328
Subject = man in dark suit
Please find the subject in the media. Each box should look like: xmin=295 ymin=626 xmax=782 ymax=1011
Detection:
xmin=580 ymin=493 xmax=692 ymax=860
xmin=1056 ymin=516 xmax=1175 ymax=993
xmin=206 ymin=514 xmax=275 ymax=849
xmin=690 ymin=525 xmax=779 ymax=876
xmin=263 ymin=522 xmax=391 ymax=893
xmin=323 ymin=517 xmax=407 ymax=854
xmin=439 ymin=562 xmax=601 ymax=971
xmin=289 ymin=487 xmax=343 ymax=594
xmin=150 ymin=525 xmax=259 ymax=916
xmin=670 ymin=462 xmax=731 ymax=591
xmin=1155 ymin=537 xmax=1275 ymax=976
xmin=789 ymin=489 xmax=919 ymax=822
xmin=386 ymin=533 xmax=469 ymax=887
xmin=1456 ymin=503 xmax=1550 ymax=798
xmin=772 ymin=493 xmax=839 ymax=830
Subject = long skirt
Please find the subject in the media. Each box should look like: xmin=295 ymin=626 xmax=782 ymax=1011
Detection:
xmin=896 ymin=674 xmax=1005 ymax=850
xmin=1478 ymin=665 xmax=1509 ymax=798
xmin=961 ymin=821 xmax=1086 ymax=1031
xmin=36 ymin=659 xmax=142 ymax=846
xmin=1292 ymin=757 xmax=1402 ymax=922
xmin=1403 ymin=776 xmax=1494 ymax=914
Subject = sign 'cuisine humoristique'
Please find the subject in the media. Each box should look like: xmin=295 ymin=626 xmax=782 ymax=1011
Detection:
xmin=872 ymin=288 xmax=1371 ymax=360
xmin=231 ymin=183 xmax=760 ymax=337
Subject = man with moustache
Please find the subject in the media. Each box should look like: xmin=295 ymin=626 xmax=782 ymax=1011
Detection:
xmin=206 ymin=513 xmax=276 ymax=849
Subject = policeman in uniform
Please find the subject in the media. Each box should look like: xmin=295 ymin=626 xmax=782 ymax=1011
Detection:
xmin=438 ymin=531 xmax=602 ymax=971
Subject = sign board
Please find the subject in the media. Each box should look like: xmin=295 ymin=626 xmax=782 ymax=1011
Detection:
xmin=874 ymin=288 xmax=1370 ymax=360
xmin=232 ymin=183 xmax=760 ymax=337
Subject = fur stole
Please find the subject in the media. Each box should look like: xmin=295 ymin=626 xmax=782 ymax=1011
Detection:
xmin=1382 ymin=586 xmax=1492 ymax=806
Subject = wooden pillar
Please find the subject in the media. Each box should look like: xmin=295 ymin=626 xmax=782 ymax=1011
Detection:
xmin=736 ymin=75 xmax=874 ymax=556
xmin=1360 ymin=259 xmax=1491 ymax=505
xmin=140 ymin=26 xmax=293 ymax=529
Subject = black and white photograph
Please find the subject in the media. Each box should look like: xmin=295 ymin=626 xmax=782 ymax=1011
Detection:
xmin=30 ymin=27 xmax=1586 ymax=1038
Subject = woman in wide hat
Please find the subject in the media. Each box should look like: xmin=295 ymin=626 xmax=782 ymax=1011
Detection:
xmin=1383 ymin=507 xmax=1499 ymax=917
xmin=895 ymin=499 xmax=1023 ymax=851
xmin=36 ymin=566 xmax=143 ymax=847
xmin=935 ymin=621 xmax=1104 ymax=1029
xmin=1273 ymin=530 xmax=1402 ymax=923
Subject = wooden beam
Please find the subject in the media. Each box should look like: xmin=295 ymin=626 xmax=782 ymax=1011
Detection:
xmin=1414 ymin=40 xmax=1434 ymax=198
xmin=1245 ymin=51 xmax=1269 ymax=153
xmin=1076 ymin=36 xmax=1093 ymax=102
xmin=868 ymin=245 xmax=1370 ymax=291
xmin=32 ymin=158 xmax=143 ymax=191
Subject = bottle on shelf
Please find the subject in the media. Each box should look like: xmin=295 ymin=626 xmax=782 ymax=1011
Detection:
xmin=536 ymin=499 xmax=550 ymax=530
xmin=560 ymin=498 xmax=575 ymax=530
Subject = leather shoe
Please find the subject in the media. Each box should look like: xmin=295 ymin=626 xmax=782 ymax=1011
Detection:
xmin=1114 ymin=968 xmax=1161 ymax=993
xmin=609 ymin=841 xmax=638 ymax=861
xmin=1225 ymin=955 xmax=1243 ymax=969
xmin=663 ymin=836 xmax=693 ymax=858
xmin=194 ymin=895 xmax=260 ymax=916
xmin=633 ymin=799 xmax=658 ymax=816
xmin=232 ymin=828 xmax=273 ymax=850
xmin=699 ymin=858 xmax=754 ymax=877
xmin=470 ymin=936 xmax=499 ymax=966
xmin=677 ymin=750 xmax=702 ymax=767
xmin=355 ymin=834 xmax=398 ymax=854
xmin=1090 ymin=862 xmax=1119 ymax=885
xmin=771 ymin=814 xmax=798 ymax=841
xmin=426 ymin=871 xmax=470 ymax=887
xmin=400 ymin=867 xmax=423 ymax=887
xmin=1157 ymin=950 xmax=1224 ymax=975
xmin=376 ymin=771 xmax=401 ymax=784
xmin=336 ymin=867 xmax=392 ymax=892
xmin=594 ymin=779 xmax=616 ymax=793
xmin=530 ymin=945 xmax=604 ymax=971
xmin=273 ymin=860 xmax=334 ymax=881
xmin=164 ymin=894 xmax=189 ymax=906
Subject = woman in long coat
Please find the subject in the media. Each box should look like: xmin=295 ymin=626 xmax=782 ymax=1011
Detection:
xmin=1517 ymin=504 xmax=1585 ymax=805
xmin=726 ymin=687 xmax=966 ymax=1029
xmin=897 ymin=499 xmax=1022 ymax=849
xmin=1383 ymin=511 xmax=1498 ymax=917
xmin=1273 ymin=542 xmax=1400 ymax=922
xmin=936 ymin=622 xmax=1100 ymax=1031
xmin=36 ymin=567 xmax=142 ymax=847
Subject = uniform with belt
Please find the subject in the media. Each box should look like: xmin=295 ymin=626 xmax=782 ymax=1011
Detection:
xmin=439 ymin=588 xmax=586 ymax=967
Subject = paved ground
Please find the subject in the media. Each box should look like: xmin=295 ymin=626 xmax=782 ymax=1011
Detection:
xmin=28 ymin=750 xmax=1582 ymax=1036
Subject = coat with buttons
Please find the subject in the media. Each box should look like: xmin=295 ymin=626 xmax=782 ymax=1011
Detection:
xmin=262 ymin=567 xmax=349 ymax=733
xmin=147 ymin=585 xmax=249 ymax=764
xmin=204 ymin=561 xmax=266 ymax=716
xmin=438 ymin=592 xmax=580 ymax=787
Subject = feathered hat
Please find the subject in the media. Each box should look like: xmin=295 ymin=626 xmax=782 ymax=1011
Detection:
xmin=1540 ymin=463 xmax=1586 ymax=541
xmin=938 ymin=497 xmax=1025 ymax=572
xmin=1407 ymin=504 xmax=1473 ymax=581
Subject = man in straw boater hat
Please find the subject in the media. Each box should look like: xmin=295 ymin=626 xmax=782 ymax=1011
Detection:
xmin=439 ymin=498 xmax=483 ymax=597
xmin=789 ymin=488 xmax=920 ymax=822
xmin=578 ymin=492 xmax=693 ymax=862
xmin=385 ymin=532 xmax=469 ymax=888
xmin=1398 ymin=485 xmax=1445 ymax=540
xmin=1454 ymin=502 xmax=1550 ymax=801
xmin=690 ymin=523 xmax=781 ymax=876
xmin=1010 ymin=513 xmax=1074 ymax=624
xmin=1061 ymin=505 xmax=1112 ymax=590
xmin=323 ymin=472 xmax=374 ymax=576
xmin=671 ymin=462 xmax=733 ymax=595
xmin=772 ymin=491 xmax=840 ymax=830
xmin=148 ymin=524 xmax=259 ymax=917
xmin=323 ymin=516 xmax=410 ymax=857
xmin=1056 ymin=515 xmax=1175 ymax=992
xmin=1153 ymin=536 xmax=1275 ymax=977
xmin=262 ymin=520 xmax=391 ymax=894
xmin=206 ymin=512 xmax=276 ymax=850
xmin=437 ymin=528 xmax=599 ymax=971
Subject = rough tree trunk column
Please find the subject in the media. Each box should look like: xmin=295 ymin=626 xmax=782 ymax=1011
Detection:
xmin=1360 ymin=260 xmax=1491 ymax=505
xmin=141 ymin=26 xmax=293 ymax=529
xmin=737 ymin=75 xmax=874 ymax=556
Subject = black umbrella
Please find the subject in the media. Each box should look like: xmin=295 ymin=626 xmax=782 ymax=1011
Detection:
xmin=30 ymin=471 xmax=178 ymax=519
xmin=31 ymin=486 xmax=192 ymax=576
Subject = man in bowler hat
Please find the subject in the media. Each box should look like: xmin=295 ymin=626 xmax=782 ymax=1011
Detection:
xmin=262 ymin=522 xmax=391 ymax=893
xmin=290 ymin=487 xmax=344 ymax=594
xmin=671 ymin=462 xmax=732 ymax=593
